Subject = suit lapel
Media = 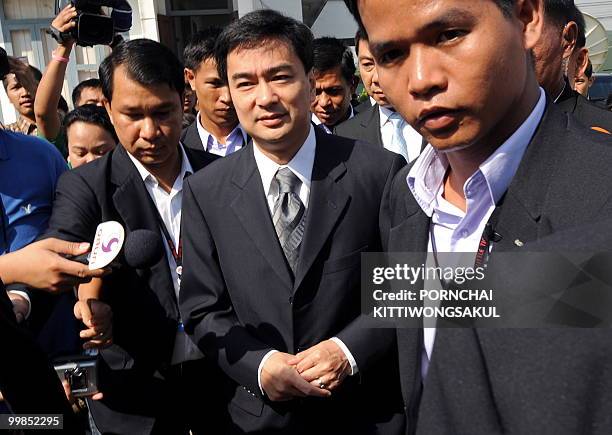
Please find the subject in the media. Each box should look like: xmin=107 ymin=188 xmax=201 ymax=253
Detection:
xmin=294 ymin=132 xmax=350 ymax=290
xmin=183 ymin=144 xmax=218 ymax=171
xmin=181 ymin=122 xmax=205 ymax=152
xmin=493 ymin=101 xmax=565 ymax=250
xmin=230 ymin=145 xmax=294 ymax=289
xmin=360 ymin=105 xmax=384 ymax=147
xmin=110 ymin=147 xmax=178 ymax=317
xmin=389 ymin=193 xmax=429 ymax=417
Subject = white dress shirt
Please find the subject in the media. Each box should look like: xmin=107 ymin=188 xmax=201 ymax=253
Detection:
xmin=406 ymin=88 xmax=547 ymax=377
xmin=379 ymin=106 xmax=423 ymax=163
xmin=311 ymin=106 xmax=355 ymax=134
xmin=253 ymin=125 xmax=358 ymax=393
xmin=195 ymin=112 xmax=247 ymax=157
xmin=128 ymin=144 xmax=204 ymax=365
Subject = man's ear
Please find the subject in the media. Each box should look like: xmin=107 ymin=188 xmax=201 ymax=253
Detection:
xmin=518 ymin=0 xmax=544 ymax=51
xmin=573 ymin=47 xmax=590 ymax=78
xmin=103 ymin=99 xmax=113 ymax=126
xmin=561 ymin=21 xmax=578 ymax=60
xmin=185 ymin=68 xmax=196 ymax=90
xmin=308 ymin=70 xmax=316 ymax=103
xmin=350 ymin=75 xmax=360 ymax=94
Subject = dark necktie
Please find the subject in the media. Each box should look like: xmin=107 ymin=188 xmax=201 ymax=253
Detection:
xmin=272 ymin=167 xmax=306 ymax=274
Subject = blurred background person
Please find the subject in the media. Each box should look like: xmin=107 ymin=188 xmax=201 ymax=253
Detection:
xmin=335 ymin=29 xmax=425 ymax=162
xmin=310 ymin=36 xmax=359 ymax=133
xmin=533 ymin=0 xmax=611 ymax=133
xmin=3 ymin=57 xmax=39 ymax=136
xmin=65 ymin=104 xmax=117 ymax=169
xmin=71 ymin=78 xmax=105 ymax=107
xmin=574 ymin=59 xmax=595 ymax=98
xmin=181 ymin=81 xmax=197 ymax=128
xmin=182 ymin=27 xmax=246 ymax=156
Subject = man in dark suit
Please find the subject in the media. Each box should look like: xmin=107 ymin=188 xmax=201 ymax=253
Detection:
xmin=347 ymin=0 xmax=612 ymax=433
xmin=182 ymin=27 xmax=249 ymax=155
xmin=335 ymin=30 xmax=426 ymax=162
xmin=310 ymin=37 xmax=361 ymax=133
xmin=180 ymin=10 xmax=405 ymax=435
xmin=45 ymin=39 xmax=223 ymax=434
xmin=533 ymin=0 xmax=612 ymax=133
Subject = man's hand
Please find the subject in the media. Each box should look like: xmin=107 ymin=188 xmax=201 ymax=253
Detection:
xmin=74 ymin=299 xmax=113 ymax=349
xmin=7 ymin=292 xmax=29 ymax=323
xmin=0 ymin=238 xmax=108 ymax=293
xmin=287 ymin=340 xmax=351 ymax=392
xmin=261 ymin=352 xmax=331 ymax=401
xmin=62 ymin=380 xmax=103 ymax=403
xmin=51 ymin=5 xmax=77 ymax=47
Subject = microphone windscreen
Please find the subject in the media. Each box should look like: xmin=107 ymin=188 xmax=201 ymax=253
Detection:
xmin=123 ymin=229 xmax=164 ymax=269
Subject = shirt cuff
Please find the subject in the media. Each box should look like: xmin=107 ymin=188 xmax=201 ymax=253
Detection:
xmin=257 ymin=349 xmax=279 ymax=395
xmin=8 ymin=290 xmax=31 ymax=319
xmin=330 ymin=337 xmax=358 ymax=376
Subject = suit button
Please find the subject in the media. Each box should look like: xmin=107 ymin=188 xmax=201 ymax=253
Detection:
xmin=297 ymin=347 xmax=302 ymax=352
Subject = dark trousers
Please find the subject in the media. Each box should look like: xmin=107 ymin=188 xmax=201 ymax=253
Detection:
xmin=89 ymin=357 xmax=228 ymax=435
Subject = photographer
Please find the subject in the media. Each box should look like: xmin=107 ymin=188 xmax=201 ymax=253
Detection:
xmin=34 ymin=4 xmax=77 ymax=155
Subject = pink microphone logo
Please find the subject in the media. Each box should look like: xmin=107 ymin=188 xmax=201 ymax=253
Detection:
xmin=101 ymin=237 xmax=120 ymax=253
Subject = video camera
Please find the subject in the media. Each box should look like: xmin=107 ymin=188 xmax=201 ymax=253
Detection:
xmin=54 ymin=354 xmax=99 ymax=398
xmin=52 ymin=0 xmax=132 ymax=47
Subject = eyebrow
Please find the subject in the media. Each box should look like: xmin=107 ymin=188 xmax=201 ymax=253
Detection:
xmin=121 ymin=102 xmax=175 ymax=112
xmin=370 ymin=8 xmax=477 ymax=53
xmin=231 ymin=63 xmax=294 ymax=81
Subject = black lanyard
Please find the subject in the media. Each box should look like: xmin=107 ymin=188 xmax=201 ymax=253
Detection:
xmin=430 ymin=198 xmax=504 ymax=289
xmin=154 ymin=212 xmax=182 ymax=278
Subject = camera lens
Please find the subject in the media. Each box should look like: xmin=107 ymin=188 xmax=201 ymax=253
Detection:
xmin=67 ymin=367 xmax=88 ymax=392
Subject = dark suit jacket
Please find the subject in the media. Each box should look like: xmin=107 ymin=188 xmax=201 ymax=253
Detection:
xmin=556 ymin=78 xmax=612 ymax=134
xmin=386 ymin=101 xmax=612 ymax=435
xmin=180 ymin=120 xmax=249 ymax=153
xmin=45 ymin=145 xmax=219 ymax=434
xmin=355 ymin=99 xmax=374 ymax=114
xmin=334 ymin=104 xmax=428 ymax=155
xmin=180 ymin=130 xmax=406 ymax=434
xmin=0 ymin=287 xmax=83 ymax=433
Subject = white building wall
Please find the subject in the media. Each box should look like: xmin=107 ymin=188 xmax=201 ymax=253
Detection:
xmin=237 ymin=0 xmax=303 ymax=21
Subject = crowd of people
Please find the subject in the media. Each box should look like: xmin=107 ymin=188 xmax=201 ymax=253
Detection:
xmin=0 ymin=0 xmax=611 ymax=434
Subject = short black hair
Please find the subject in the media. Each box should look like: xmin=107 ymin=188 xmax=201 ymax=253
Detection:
xmin=184 ymin=27 xmax=223 ymax=70
xmin=99 ymin=38 xmax=184 ymax=102
xmin=64 ymin=104 xmax=118 ymax=143
xmin=544 ymin=1 xmax=586 ymax=48
xmin=215 ymin=9 xmax=314 ymax=81
xmin=354 ymin=29 xmax=367 ymax=56
xmin=72 ymin=78 xmax=102 ymax=107
xmin=344 ymin=0 xmax=516 ymax=35
xmin=584 ymin=59 xmax=593 ymax=78
xmin=312 ymin=37 xmax=356 ymax=83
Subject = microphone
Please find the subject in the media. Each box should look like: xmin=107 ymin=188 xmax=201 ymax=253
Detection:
xmin=70 ymin=222 xmax=163 ymax=269
xmin=123 ymin=229 xmax=164 ymax=269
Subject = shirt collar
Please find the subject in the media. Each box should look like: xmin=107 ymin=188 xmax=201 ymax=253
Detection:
xmin=408 ymin=87 xmax=547 ymax=217
xmin=196 ymin=113 xmax=246 ymax=148
xmin=253 ymin=125 xmax=316 ymax=196
xmin=379 ymin=105 xmax=397 ymax=125
xmin=127 ymin=143 xmax=193 ymax=192
xmin=311 ymin=106 xmax=355 ymax=131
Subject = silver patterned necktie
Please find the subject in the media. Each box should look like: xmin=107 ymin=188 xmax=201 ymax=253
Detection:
xmin=272 ymin=167 xmax=306 ymax=274
xmin=389 ymin=112 xmax=409 ymax=162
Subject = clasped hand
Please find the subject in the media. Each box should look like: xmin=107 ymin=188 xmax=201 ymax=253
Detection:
xmin=261 ymin=339 xmax=351 ymax=401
